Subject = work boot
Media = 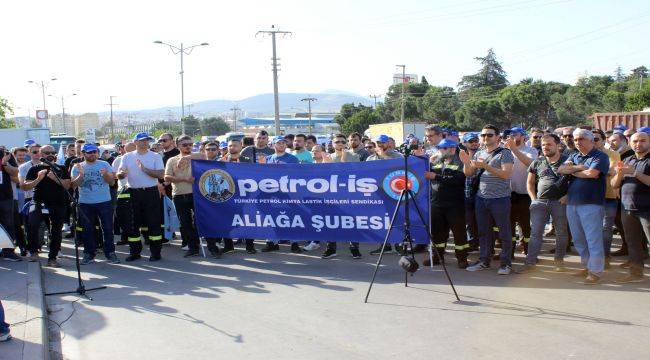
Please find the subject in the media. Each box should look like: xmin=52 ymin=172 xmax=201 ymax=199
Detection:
xmin=261 ymin=242 xmax=280 ymax=252
xmin=457 ymin=258 xmax=469 ymax=269
xmin=125 ymin=254 xmax=141 ymax=262
xmin=290 ymin=242 xmax=303 ymax=253
xmin=614 ymin=272 xmax=644 ymax=284
xmin=610 ymin=245 xmax=628 ymax=257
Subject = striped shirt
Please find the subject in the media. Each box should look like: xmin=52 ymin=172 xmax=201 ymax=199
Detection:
xmin=473 ymin=147 xmax=514 ymax=199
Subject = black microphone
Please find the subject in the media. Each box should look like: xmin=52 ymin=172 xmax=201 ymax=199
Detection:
xmin=39 ymin=157 xmax=57 ymax=167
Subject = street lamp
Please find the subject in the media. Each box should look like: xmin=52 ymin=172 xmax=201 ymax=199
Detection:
xmin=153 ymin=40 xmax=209 ymax=135
xmin=28 ymin=78 xmax=57 ymax=112
xmin=48 ymin=93 xmax=77 ymax=134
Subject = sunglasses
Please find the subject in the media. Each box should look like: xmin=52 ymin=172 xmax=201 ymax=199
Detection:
xmin=562 ymin=134 xmax=573 ymax=138
xmin=179 ymin=143 xmax=193 ymax=147
xmin=480 ymin=133 xmax=495 ymax=138
xmin=593 ymin=137 xmax=601 ymax=142
xmin=159 ymin=138 xmax=170 ymax=142
xmin=334 ymin=141 xmax=346 ymax=144
xmin=532 ymin=135 xmax=542 ymax=139
xmin=42 ymin=151 xmax=56 ymax=155
xmin=364 ymin=146 xmax=375 ymax=149
xmin=205 ymin=148 xmax=218 ymax=152
xmin=84 ymin=150 xmax=98 ymax=154
xmin=31 ymin=151 xmax=40 ymax=154
xmin=467 ymin=139 xmax=479 ymax=143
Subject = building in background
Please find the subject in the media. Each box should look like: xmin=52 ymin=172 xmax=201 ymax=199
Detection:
xmin=393 ymin=73 xmax=419 ymax=85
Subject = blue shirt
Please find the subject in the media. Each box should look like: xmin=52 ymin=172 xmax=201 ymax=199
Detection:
xmin=565 ymin=148 xmax=609 ymax=205
xmin=292 ymin=150 xmax=314 ymax=163
xmin=71 ymin=160 xmax=113 ymax=204
xmin=265 ymin=153 xmax=299 ymax=164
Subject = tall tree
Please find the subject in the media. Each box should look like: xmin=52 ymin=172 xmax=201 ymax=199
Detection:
xmin=200 ymin=116 xmax=231 ymax=135
xmin=181 ymin=115 xmax=201 ymax=136
xmin=420 ymin=86 xmax=460 ymax=124
xmin=458 ymin=48 xmax=509 ymax=94
xmin=0 ymin=97 xmax=13 ymax=128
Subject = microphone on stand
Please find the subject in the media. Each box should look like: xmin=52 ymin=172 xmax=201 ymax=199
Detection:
xmin=39 ymin=157 xmax=57 ymax=167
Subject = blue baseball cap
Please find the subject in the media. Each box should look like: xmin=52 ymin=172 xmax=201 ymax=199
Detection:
xmin=374 ymin=134 xmax=390 ymax=143
xmin=638 ymin=126 xmax=650 ymax=134
xmin=462 ymin=132 xmax=479 ymax=142
xmin=614 ymin=124 xmax=628 ymax=131
xmin=133 ymin=132 xmax=154 ymax=142
xmin=436 ymin=139 xmax=458 ymax=149
xmin=272 ymin=135 xmax=287 ymax=144
xmin=24 ymin=139 xmax=36 ymax=146
xmin=219 ymin=141 xmax=228 ymax=149
xmin=449 ymin=130 xmax=459 ymax=137
xmin=81 ymin=143 xmax=99 ymax=153
xmin=510 ymin=127 xmax=527 ymax=136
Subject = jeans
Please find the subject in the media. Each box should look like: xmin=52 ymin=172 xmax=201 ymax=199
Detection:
xmin=0 ymin=198 xmax=16 ymax=254
xmin=526 ymin=199 xmax=568 ymax=265
xmin=603 ymin=199 xmax=618 ymax=257
xmin=566 ymin=204 xmax=605 ymax=276
xmin=0 ymin=300 xmax=8 ymax=334
xmin=475 ymin=196 xmax=512 ymax=266
xmin=27 ymin=203 xmax=65 ymax=259
xmin=621 ymin=211 xmax=650 ymax=274
xmin=79 ymin=201 xmax=115 ymax=257
xmin=173 ymin=194 xmax=200 ymax=252
xmin=465 ymin=197 xmax=478 ymax=244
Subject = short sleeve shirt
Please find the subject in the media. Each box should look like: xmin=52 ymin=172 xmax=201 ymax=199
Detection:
xmin=119 ymin=151 xmax=164 ymax=188
xmin=510 ymin=145 xmax=538 ymax=194
xmin=528 ymin=154 xmax=568 ymax=199
xmin=112 ymin=156 xmax=127 ymax=191
xmin=292 ymin=150 xmax=314 ymax=163
xmin=621 ymin=153 xmax=650 ymax=212
xmin=565 ymin=148 xmax=609 ymax=205
xmin=71 ymin=160 xmax=114 ymax=204
xmin=473 ymin=147 xmax=514 ymax=199
xmin=330 ymin=151 xmax=360 ymax=163
xmin=603 ymin=148 xmax=620 ymax=199
xmin=240 ymin=146 xmax=274 ymax=162
xmin=165 ymin=155 xmax=193 ymax=196
xmin=26 ymin=164 xmax=70 ymax=205
xmin=0 ymin=157 xmax=17 ymax=201
xmin=265 ymin=153 xmax=299 ymax=164
xmin=18 ymin=161 xmax=35 ymax=199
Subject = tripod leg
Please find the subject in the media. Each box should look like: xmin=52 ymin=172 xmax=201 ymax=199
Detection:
xmin=364 ymin=191 xmax=405 ymax=303
xmin=409 ymin=190 xmax=461 ymax=301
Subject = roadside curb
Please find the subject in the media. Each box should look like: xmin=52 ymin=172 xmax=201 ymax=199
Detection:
xmin=24 ymin=261 xmax=49 ymax=360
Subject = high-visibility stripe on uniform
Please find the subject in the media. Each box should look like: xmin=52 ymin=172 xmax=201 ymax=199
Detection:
xmin=140 ymin=227 xmax=148 ymax=231
xmin=76 ymin=226 xmax=83 ymax=231
xmin=523 ymin=237 xmax=530 ymax=243
xmin=434 ymin=243 xmax=446 ymax=248
xmin=117 ymin=193 xmax=131 ymax=199
xmin=492 ymin=227 xmax=499 ymax=232
xmin=149 ymin=235 xmax=163 ymax=241
xmin=128 ymin=237 xmax=141 ymax=242
xmin=455 ymin=244 xmax=470 ymax=250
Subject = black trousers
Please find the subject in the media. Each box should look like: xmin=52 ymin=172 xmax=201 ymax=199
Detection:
xmin=173 ymin=194 xmax=200 ymax=252
xmin=510 ymin=192 xmax=531 ymax=243
xmin=326 ymin=241 xmax=359 ymax=251
xmin=12 ymin=200 xmax=26 ymax=252
xmin=621 ymin=211 xmax=650 ymax=274
xmin=431 ymin=204 xmax=468 ymax=260
xmin=27 ymin=203 xmax=65 ymax=259
xmin=115 ymin=188 xmax=133 ymax=242
xmin=127 ymin=187 xmax=162 ymax=256
xmin=0 ymin=199 xmax=15 ymax=254
xmin=465 ymin=196 xmax=478 ymax=245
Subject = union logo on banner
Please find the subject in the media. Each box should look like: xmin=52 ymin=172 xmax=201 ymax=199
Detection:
xmin=381 ymin=170 xmax=420 ymax=201
xmin=199 ymin=169 xmax=236 ymax=203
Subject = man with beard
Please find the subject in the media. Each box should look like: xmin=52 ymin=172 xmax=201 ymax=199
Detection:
xmin=462 ymin=132 xmax=481 ymax=251
xmin=319 ymin=134 xmax=362 ymax=259
xmin=529 ymin=128 xmax=544 ymax=155
xmin=0 ymin=147 xmax=19 ymax=261
xmin=348 ymin=132 xmax=370 ymax=161
xmin=424 ymin=139 xmax=469 ymax=269
xmin=609 ymin=131 xmax=635 ymax=257
xmin=561 ymin=127 xmax=577 ymax=156
xmin=520 ymin=134 xmax=569 ymax=272
xmin=609 ymin=132 xmax=635 ymax=161
xmin=240 ymin=130 xmax=274 ymax=163
xmin=305 ymin=135 xmax=317 ymax=151
xmin=291 ymin=134 xmax=314 ymax=163
xmin=505 ymin=127 xmax=538 ymax=255
xmin=23 ymin=145 xmax=70 ymax=267
xmin=71 ymin=143 xmax=119 ymax=264
xmin=364 ymin=142 xmax=376 ymax=157
xmin=612 ymin=131 xmax=650 ymax=283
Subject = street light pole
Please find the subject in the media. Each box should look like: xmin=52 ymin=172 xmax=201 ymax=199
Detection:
xmin=300 ymin=97 xmax=317 ymax=135
xmin=154 ymin=40 xmax=209 ymax=135
xmin=229 ymin=105 xmax=241 ymax=132
xmin=28 ymin=77 xmax=57 ymax=114
xmin=49 ymin=93 xmax=77 ymax=134
xmin=396 ymin=65 xmax=406 ymax=123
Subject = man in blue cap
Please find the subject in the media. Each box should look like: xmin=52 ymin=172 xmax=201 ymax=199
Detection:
xmin=462 ymin=132 xmax=481 ymax=251
xmin=116 ymin=132 xmax=165 ymax=261
xmin=70 ymin=143 xmax=119 ymax=264
xmin=424 ymin=138 xmax=469 ymax=268
xmin=367 ymin=134 xmax=402 ymax=161
xmin=505 ymin=127 xmax=538 ymax=254
xmin=638 ymin=126 xmax=650 ymax=134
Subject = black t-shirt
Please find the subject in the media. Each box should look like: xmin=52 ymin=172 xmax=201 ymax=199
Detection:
xmin=64 ymin=156 xmax=79 ymax=170
xmin=528 ymin=154 xmax=568 ymax=199
xmin=621 ymin=153 xmax=650 ymax=212
xmin=0 ymin=156 xmax=18 ymax=201
xmin=620 ymin=148 xmax=635 ymax=162
xmin=163 ymin=148 xmax=180 ymax=166
xmin=26 ymin=164 xmax=70 ymax=205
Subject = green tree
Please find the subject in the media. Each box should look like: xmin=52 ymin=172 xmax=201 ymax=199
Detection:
xmin=458 ymin=48 xmax=509 ymax=94
xmin=624 ymin=82 xmax=650 ymax=111
xmin=454 ymin=97 xmax=505 ymax=131
xmin=0 ymin=97 xmax=14 ymax=129
xmin=420 ymin=86 xmax=460 ymax=124
xmin=628 ymin=66 xmax=648 ymax=80
xmin=341 ymin=108 xmax=381 ymax=135
xmin=181 ymin=115 xmax=201 ymax=136
xmin=200 ymin=116 xmax=231 ymax=135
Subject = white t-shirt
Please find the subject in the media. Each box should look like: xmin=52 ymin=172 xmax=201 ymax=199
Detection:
xmin=111 ymin=155 xmax=127 ymax=190
xmin=119 ymin=150 xmax=164 ymax=188
xmin=18 ymin=161 xmax=36 ymax=199
xmin=510 ymin=145 xmax=538 ymax=194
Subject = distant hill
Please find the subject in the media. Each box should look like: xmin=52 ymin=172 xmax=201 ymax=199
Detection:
xmin=101 ymin=92 xmax=372 ymax=120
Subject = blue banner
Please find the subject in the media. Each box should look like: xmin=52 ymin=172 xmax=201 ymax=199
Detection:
xmin=191 ymin=157 xmax=430 ymax=244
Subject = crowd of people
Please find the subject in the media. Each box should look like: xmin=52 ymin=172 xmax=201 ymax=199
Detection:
xmin=0 ymin=124 xmax=648 ymax=287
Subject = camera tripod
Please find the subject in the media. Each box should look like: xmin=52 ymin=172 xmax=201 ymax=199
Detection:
xmin=364 ymin=150 xmax=460 ymax=303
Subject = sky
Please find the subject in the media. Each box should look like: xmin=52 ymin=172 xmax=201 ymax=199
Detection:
xmin=2 ymin=0 xmax=649 ymax=116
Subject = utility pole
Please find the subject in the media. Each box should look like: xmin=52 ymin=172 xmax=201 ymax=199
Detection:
xmin=300 ymin=97 xmax=317 ymax=135
xmin=396 ymin=65 xmax=406 ymax=123
xmin=186 ymin=103 xmax=193 ymax=116
xmin=641 ymin=74 xmax=644 ymax=91
xmin=369 ymin=94 xmax=382 ymax=108
xmin=229 ymin=105 xmax=241 ymax=132
xmin=256 ymin=25 xmax=292 ymax=135
xmin=105 ymin=96 xmax=118 ymax=142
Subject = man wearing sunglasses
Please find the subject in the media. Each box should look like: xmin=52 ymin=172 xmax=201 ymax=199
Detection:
xmin=23 ymin=145 xmax=71 ymax=267
xmin=462 ymin=132 xmax=481 ymax=252
xmin=558 ymin=128 xmax=609 ymax=285
xmin=71 ymin=143 xmax=118 ymax=265
xmin=561 ymin=127 xmax=577 ymax=156
xmin=460 ymin=124 xmax=515 ymax=275
xmin=529 ymin=128 xmax=544 ymax=155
